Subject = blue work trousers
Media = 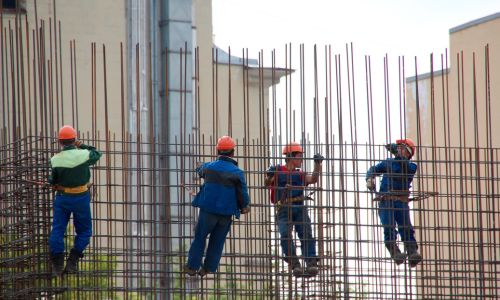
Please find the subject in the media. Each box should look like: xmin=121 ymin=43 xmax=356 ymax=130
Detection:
xmin=277 ymin=205 xmax=317 ymax=261
xmin=378 ymin=200 xmax=416 ymax=243
xmin=49 ymin=192 xmax=92 ymax=255
xmin=187 ymin=209 xmax=232 ymax=272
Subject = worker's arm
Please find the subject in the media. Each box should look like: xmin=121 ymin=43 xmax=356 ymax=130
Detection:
xmin=305 ymin=154 xmax=323 ymax=185
xmin=48 ymin=161 xmax=58 ymax=185
xmin=238 ymin=171 xmax=251 ymax=214
xmin=77 ymin=141 xmax=102 ymax=165
xmin=366 ymin=160 xmax=387 ymax=180
xmin=196 ymin=163 xmax=206 ymax=179
xmin=264 ymin=165 xmax=276 ymax=186
xmin=365 ymin=161 xmax=387 ymax=191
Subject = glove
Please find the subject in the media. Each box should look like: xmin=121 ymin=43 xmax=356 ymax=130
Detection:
xmin=74 ymin=140 xmax=82 ymax=148
xmin=313 ymin=153 xmax=324 ymax=164
xmin=240 ymin=206 xmax=251 ymax=214
xmin=266 ymin=166 xmax=275 ymax=178
xmin=385 ymin=143 xmax=398 ymax=155
xmin=366 ymin=177 xmax=376 ymax=191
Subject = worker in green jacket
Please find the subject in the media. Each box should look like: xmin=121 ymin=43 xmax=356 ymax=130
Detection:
xmin=48 ymin=125 xmax=101 ymax=276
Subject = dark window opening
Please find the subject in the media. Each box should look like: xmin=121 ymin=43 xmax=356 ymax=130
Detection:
xmin=2 ymin=0 xmax=17 ymax=9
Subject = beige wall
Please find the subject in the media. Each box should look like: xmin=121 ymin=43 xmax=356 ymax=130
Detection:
xmin=1 ymin=0 xmax=127 ymax=135
xmin=406 ymin=13 xmax=500 ymax=298
xmin=0 ymin=1 xmax=129 ymax=288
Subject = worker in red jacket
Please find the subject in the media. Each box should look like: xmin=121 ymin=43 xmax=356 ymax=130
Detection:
xmin=265 ymin=142 xmax=323 ymax=277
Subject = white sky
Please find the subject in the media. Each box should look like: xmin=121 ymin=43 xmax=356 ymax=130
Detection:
xmin=212 ymin=0 xmax=500 ymax=73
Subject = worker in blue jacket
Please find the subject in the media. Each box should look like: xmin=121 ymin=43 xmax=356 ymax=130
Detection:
xmin=185 ymin=136 xmax=251 ymax=276
xmin=366 ymin=138 xmax=423 ymax=267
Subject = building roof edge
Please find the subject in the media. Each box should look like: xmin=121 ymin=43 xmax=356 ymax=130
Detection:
xmin=450 ymin=12 xmax=500 ymax=34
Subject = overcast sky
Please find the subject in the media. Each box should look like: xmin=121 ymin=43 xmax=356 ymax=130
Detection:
xmin=212 ymin=0 xmax=500 ymax=73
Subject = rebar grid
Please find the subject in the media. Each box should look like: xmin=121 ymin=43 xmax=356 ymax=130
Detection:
xmin=1 ymin=138 xmax=499 ymax=299
xmin=1 ymin=5 xmax=500 ymax=299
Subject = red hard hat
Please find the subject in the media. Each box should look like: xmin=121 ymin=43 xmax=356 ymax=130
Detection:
xmin=58 ymin=125 xmax=77 ymax=140
xmin=282 ymin=142 xmax=304 ymax=155
xmin=396 ymin=138 xmax=416 ymax=157
xmin=216 ymin=136 xmax=236 ymax=151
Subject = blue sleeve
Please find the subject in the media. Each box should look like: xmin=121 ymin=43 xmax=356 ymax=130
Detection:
xmin=366 ymin=161 xmax=387 ymax=179
xmin=266 ymin=165 xmax=277 ymax=177
xmin=409 ymin=162 xmax=418 ymax=180
xmin=238 ymin=170 xmax=251 ymax=208
xmin=196 ymin=163 xmax=206 ymax=178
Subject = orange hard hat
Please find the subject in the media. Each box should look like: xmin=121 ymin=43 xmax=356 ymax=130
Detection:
xmin=282 ymin=142 xmax=304 ymax=155
xmin=58 ymin=125 xmax=77 ymax=140
xmin=216 ymin=136 xmax=236 ymax=151
xmin=396 ymin=138 xmax=416 ymax=157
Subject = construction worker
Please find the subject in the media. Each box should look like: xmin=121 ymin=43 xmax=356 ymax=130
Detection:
xmin=366 ymin=138 xmax=423 ymax=267
xmin=48 ymin=125 xmax=102 ymax=276
xmin=185 ymin=136 xmax=251 ymax=276
xmin=265 ymin=142 xmax=323 ymax=277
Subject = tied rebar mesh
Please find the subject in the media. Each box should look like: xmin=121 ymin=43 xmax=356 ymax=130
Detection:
xmin=0 ymin=4 xmax=499 ymax=299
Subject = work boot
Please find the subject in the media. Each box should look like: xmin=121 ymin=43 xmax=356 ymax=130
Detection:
xmin=305 ymin=258 xmax=319 ymax=277
xmin=183 ymin=265 xmax=198 ymax=276
xmin=405 ymin=243 xmax=423 ymax=268
xmin=288 ymin=258 xmax=304 ymax=277
xmin=385 ymin=242 xmax=407 ymax=265
xmin=64 ymin=249 xmax=83 ymax=274
xmin=50 ymin=253 xmax=65 ymax=277
xmin=198 ymin=268 xmax=211 ymax=277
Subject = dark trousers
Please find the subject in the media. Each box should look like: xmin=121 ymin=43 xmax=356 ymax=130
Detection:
xmin=378 ymin=200 xmax=416 ymax=244
xmin=187 ymin=210 xmax=232 ymax=272
xmin=277 ymin=205 xmax=317 ymax=261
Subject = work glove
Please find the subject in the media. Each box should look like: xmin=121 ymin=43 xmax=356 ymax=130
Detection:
xmin=313 ymin=153 xmax=324 ymax=164
xmin=266 ymin=166 xmax=275 ymax=178
xmin=385 ymin=143 xmax=399 ymax=156
xmin=240 ymin=206 xmax=251 ymax=214
xmin=366 ymin=177 xmax=376 ymax=191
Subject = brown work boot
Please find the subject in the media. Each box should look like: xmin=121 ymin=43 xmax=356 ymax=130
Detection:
xmin=305 ymin=258 xmax=319 ymax=277
xmin=198 ymin=268 xmax=211 ymax=277
xmin=183 ymin=265 xmax=198 ymax=276
xmin=50 ymin=253 xmax=65 ymax=277
xmin=64 ymin=249 xmax=83 ymax=274
xmin=288 ymin=258 xmax=304 ymax=276
xmin=385 ymin=242 xmax=407 ymax=265
xmin=405 ymin=243 xmax=423 ymax=268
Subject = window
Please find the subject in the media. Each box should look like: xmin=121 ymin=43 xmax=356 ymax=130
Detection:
xmin=2 ymin=0 xmax=17 ymax=9
xmin=1 ymin=0 xmax=26 ymax=13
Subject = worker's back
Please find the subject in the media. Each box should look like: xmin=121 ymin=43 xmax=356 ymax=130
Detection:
xmin=192 ymin=156 xmax=249 ymax=218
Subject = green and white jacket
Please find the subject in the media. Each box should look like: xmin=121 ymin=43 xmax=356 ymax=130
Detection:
xmin=49 ymin=144 xmax=102 ymax=189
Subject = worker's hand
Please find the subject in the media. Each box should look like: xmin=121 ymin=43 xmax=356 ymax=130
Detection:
xmin=266 ymin=166 xmax=275 ymax=178
xmin=313 ymin=153 xmax=324 ymax=164
xmin=366 ymin=177 xmax=376 ymax=191
xmin=240 ymin=206 xmax=251 ymax=214
xmin=75 ymin=140 xmax=83 ymax=148
xmin=385 ymin=143 xmax=398 ymax=155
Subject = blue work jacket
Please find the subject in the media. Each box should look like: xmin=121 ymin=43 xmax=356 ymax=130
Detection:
xmin=192 ymin=156 xmax=250 ymax=219
xmin=366 ymin=157 xmax=417 ymax=193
